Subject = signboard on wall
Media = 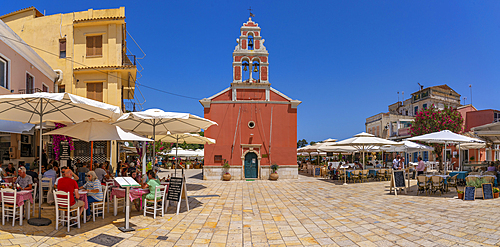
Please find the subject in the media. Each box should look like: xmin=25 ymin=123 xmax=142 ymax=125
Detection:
xmin=60 ymin=141 xmax=70 ymax=160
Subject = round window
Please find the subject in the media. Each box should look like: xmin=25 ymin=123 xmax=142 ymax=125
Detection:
xmin=248 ymin=121 xmax=255 ymax=129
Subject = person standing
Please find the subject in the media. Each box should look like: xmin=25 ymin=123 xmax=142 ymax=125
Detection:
xmin=416 ymin=156 xmax=426 ymax=176
xmin=392 ymin=155 xmax=400 ymax=170
xmin=95 ymin=163 xmax=109 ymax=184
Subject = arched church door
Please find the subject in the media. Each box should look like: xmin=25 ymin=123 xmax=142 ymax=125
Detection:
xmin=244 ymin=152 xmax=258 ymax=178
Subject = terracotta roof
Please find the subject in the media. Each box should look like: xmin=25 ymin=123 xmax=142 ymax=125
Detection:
xmin=0 ymin=6 xmax=43 ymax=19
xmin=74 ymin=65 xmax=135 ymax=71
xmin=74 ymin=16 xmax=125 ymax=23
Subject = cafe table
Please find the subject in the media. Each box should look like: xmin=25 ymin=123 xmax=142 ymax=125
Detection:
xmin=78 ymin=190 xmax=89 ymax=223
xmin=110 ymin=187 xmax=149 ymax=216
xmin=0 ymin=189 xmax=33 ymax=225
xmin=449 ymin=171 xmax=469 ymax=180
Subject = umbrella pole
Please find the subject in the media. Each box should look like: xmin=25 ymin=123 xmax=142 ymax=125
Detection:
xmin=90 ymin=141 xmax=93 ymax=170
xmin=175 ymin=140 xmax=179 ymax=177
xmin=459 ymin=143 xmax=461 ymax=171
xmin=28 ymin=99 xmax=51 ymax=226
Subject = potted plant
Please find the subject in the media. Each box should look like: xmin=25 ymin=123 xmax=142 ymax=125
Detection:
xmin=470 ymin=156 xmax=475 ymax=162
xmin=494 ymin=188 xmax=499 ymax=198
xmin=270 ymin=163 xmax=279 ymax=180
xmin=467 ymin=177 xmax=487 ymax=198
xmin=222 ymin=159 xmax=231 ymax=181
xmin=457 ymin=190 xmax=464 ymax=199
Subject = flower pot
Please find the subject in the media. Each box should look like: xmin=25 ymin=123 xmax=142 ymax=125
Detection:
xmin=494 ymin=192 xmax=499 ymax=198
xmin=222 ymin=173 xmax=231 ymax=181
xmin=458 ymin=193 xmax=464 ymax=200
xmin=270 ymin=173 xmax=279 ymax=180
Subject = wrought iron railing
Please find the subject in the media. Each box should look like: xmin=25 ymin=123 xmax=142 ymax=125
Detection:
xmin=123 ymin=54 xmax=136 ymax=66
xmin=18 ymin=88 xmax=42 ymax=94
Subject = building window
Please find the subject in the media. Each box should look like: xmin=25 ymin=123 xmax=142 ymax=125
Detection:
xmin=87 ymin=82 xmax=103 ymax=102
xmin=58 ymin=85 xmax=65 ymax=93
xmin=0 ymin=56 xmax=7 ymax=89
xmin=42 ymin=83 xmax=48 ymax=92
xmin=248 ymin=34 xmax=254 ymax=50
xmin=423 ymin=151 xmax=429 ymax=161
xmin=26 ymin=73 xmax=34 ymax=93
xmin=414 ymin=106 xmax=418 ymax=115
xmin=59 ymin=39 xmax=66 ymax=58
xmin=423 ymin=103 xmax=427 ymax=110
xmin=86 ymin=35 xmax=103 ymax=57
xmin=214 ymin=155 xmax=222 ymax=163
xmin=494 ymin=112 xmax=499 ymax=123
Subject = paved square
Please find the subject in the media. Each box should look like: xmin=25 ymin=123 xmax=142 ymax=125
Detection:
xmin=1 ymin=170 xmax=500 ymax=246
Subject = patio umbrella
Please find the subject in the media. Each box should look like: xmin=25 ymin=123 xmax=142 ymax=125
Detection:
xmin=326 ymin=132 xmax=402 ymax=169
xmin=472 ymin=121 xmax=500 ymax=144
xmin=153 ymin=133 xmax=215 ymax=173
xmin=0 ymin=92 xmax=122 ymax=226
xmin=381 ymin=141 xmax=434 ymax=167
xmin=113 ymin=109 xmax=217 ymax=175
xmin=407 ymin=130 xmax=484 ymax=173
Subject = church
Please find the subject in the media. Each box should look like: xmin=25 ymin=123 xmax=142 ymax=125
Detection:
xmin=200 ymin=17 xmax=301 ymax=180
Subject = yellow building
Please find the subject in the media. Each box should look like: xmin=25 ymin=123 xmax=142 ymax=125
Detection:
xmin=0 ymin=6 xmax=137 ymax=110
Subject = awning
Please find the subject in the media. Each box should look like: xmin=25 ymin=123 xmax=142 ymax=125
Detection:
xmin=0 ymin=120 xmax=34 ymax=134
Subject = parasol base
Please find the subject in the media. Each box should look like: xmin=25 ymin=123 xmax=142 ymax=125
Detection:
xmin=118 ymin=227 xmax=135 ymax=232
xmin=343 ymin=183 xmax=348 ymax=186
xmin=28 ymin=217 xmax=52 ymax=226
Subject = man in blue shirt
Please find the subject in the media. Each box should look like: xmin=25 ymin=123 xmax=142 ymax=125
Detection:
xmin=43 ymin=165 xmax=57 ymax=184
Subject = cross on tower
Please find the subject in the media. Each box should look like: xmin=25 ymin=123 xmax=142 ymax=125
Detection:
xmin=248 ymin=7 xmax=255 ymax=17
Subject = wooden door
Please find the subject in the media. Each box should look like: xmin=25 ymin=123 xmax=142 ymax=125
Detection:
xmin=244 ymin=152 xmax=258 ymax=178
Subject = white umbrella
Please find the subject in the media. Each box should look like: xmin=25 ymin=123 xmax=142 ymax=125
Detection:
xmin=44 ymin=119 xmax=152 ymax=142
xmin=153 ymin=133 xmax=214 ymax=169
xmin=407 ymin=130 xmax=484 ymax=172
xmin=113 ymin=109 xmax=217 ymax=175
xmin=472 ymin=121 xmax=500 ymax=143
xmin=326 ymin=132 xmax=402 ymax=169
xmin=0 ymin=92 xmax=122 ymax=226
xmin=381 ymin=140 xmax=434 ymax=153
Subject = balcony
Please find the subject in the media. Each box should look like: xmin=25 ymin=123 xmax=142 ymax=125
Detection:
xmin=18 ymin=88 xmax=42 ymax=94
xmin=123 ymin=55 xmax=136 ymax=66
xmin=398 ymin=128 xmax=410 ymax=137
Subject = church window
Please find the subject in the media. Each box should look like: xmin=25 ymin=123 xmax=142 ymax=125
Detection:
xmin=242 ymin=60 xmax=250 ymax=82
xmin=252 ymin=61 xmax=259 ymax=81
xmin=248 ymin=121 xmax=255 ymax=129
xmin=214 ymin=155 xmax=222 ymax=163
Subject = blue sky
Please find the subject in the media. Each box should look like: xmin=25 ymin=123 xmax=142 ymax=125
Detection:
xmin=3 ymin=1 xmax=500 ymax=142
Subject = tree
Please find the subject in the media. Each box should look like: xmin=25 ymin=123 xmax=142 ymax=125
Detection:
xmin=297 ymin=139 xmax=308 ymax=148
xmin=410 ymin=105 xmax=463 ymax=171
xmin=309 ymin=141 xmax=317 ymax=146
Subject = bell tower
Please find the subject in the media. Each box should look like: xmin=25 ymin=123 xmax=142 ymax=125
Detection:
xmin=232 ymin=17 xmax=269 ymax=84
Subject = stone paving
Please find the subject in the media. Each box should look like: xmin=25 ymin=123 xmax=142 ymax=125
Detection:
xmin=1 ymin=170 xmax=500 ymax=246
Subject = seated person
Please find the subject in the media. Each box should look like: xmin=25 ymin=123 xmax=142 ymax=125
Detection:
xmin=130 ymin=171 xmax=141 ymax=185
xmin=57 ymin=169 xmax=85 ymax=217
xmin=14 ymin=167 xmax=33 ymax=190
xmin=78 ymin=163 xmax=90 ymax=174
xmin=95 ymin=164 xmax=110 ymax=184
xmin=134 ymin=170 xmax=161 ymax=211
xmin=127 ymin=162 xmax=137 ymax=174
xmin=54 ymin=167 xmax=78 ymax=189
xmin=487 ymin=163 xmax=496 ymax=172
xmin=43 ymin=165 xmax=57 ymax=184
xmin=26 ymin=167 xmax=39 ymax=184
xmin=81 ymin=171 xmax=103 ymax=221
xmin=5 ymin=163 xmax=16 ymax=177
xmin=375 ymin=161 xmax=382 ymax=168
xmin=0 ymin=165 xmax=6 ymax=183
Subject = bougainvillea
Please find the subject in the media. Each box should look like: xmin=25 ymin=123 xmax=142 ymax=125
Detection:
xmin=52 ymin=122 xmax=74 ymax=160
xmin=147 ymin=140 xmax=173 ymax=156
xmin=410 ymin=104 xmax=463 ymax=169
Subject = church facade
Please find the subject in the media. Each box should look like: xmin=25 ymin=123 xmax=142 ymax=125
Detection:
xmin=200 ymin=18 xmax=300 ymax=180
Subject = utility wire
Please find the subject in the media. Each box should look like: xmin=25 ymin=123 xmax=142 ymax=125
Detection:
xmin=0 ymin=34 xmax=200 ymax=101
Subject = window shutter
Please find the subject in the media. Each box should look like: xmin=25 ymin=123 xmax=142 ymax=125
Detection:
xmin=59 ymin=39 xmax=66 ymax=52
xmin=96 ymin=83 xmax=103 ymax=102
xmin=86 ymin=36 xmax=94 ymax=56
xmin=95 ymin=36 xmax=102 ymax=56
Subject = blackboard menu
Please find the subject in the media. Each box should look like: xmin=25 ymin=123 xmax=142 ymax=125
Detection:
xmin=60 ymin=141 xmax=70 ymax=160
xmin=482 ymin=183 xmax=493 ymax=200
xmin=327 ymin=152 xmax=333 ymax=157
xmin=166 ymin=177 xmax=183 ymax=202
xmin=393 ymin=170 xmax=405 ymax=188
xmin=315 ymin=167 xmax=321 ymax=176
xmin=464 ymin=186 xmax=475 ymax=201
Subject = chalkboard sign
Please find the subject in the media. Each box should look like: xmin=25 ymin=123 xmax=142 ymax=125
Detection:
xmin=482 ymin=183 xmax=493 ymax=200
xmin=60 ymin=141 xmax=70 ymax=160
xmin=393 ymin=170 xmax=405 ymax=188
xmin=166 ymin=177 xmax=183 ymax=202
xmin=315 ymin=167 xmax=321 ymax=176
xmin=326 ymin=152 xmax=333 ymax=157
xmin=464 ymin=186 xmax=475 ymax=201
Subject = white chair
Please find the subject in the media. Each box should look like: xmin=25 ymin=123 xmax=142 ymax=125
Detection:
xmin=54 ymin=190 xmax=81 ymax=232
xmin=105 ymin=181 xmax=114 ymax=213
xmin=112 ymin=187 xmax=126 ymax=216
xmin=91 ymin=185 xmax=108 ymax=221
xmin=40 ymin=178 xmax=53 ymax=203
xmin=31 ymin=183 xmax=37 ymax=217
xmin=1 ymin=188 xmax=23 ymax=226
xmin=143 ymin=185 xmax=166 ymax=219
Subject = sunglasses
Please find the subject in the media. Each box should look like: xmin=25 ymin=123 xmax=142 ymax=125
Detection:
xmin=86 ymin=175 xmax=92 ymax=177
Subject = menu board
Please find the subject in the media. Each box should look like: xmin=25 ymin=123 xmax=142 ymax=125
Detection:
xmin=482 ymin=183 xmax=493 ymax=200
xmin=464 ymin=186 xmax=475 ymax=201
xmin=315 ymin=167 xmax=321 ymax=176
xmin=59 ymin=141 xmax=70 ymax=160
xmin=393 ymin=170 xmax=405 ymax=188
xmin=166 ymin=177 xmax=183 ymax=202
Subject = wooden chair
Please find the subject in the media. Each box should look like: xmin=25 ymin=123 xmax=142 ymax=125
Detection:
xmin=91 ymin=185 xmax=108 ymax=221
xmin=338 ymin=170 xmax=346 ymax=182
xmin=360 ymin=170 xmax=369 ymax=183
xmin=54 ymin=190 xmax=81 ymax=232
xmin=385 ymin=169 xmax=392 ymax=181
xmin=447 ymin=175 xmax=458 ymax=192
xmin=469 ymin=172 xmax=480 ymax=175
xmin=485 ymin=171 xmax=496 ymax=176
xmin=416 ymin=176 xmax=430 ymax=196
xmin=483 ymin=176 xmax=495 ymax=184
xmin=377 ymin=169 xmax=386 ymax=181
xmin=431 ymin=176 xmax=445 ymax=196
xmin=350 ymin=171 xmax=360 ymax=183
xmin=143 ymin=185 xmax=166 ymax=219
xmin=1 ymin=188 xmax=23 ymax=226
xmin=465 ymin=177 xmax=477 ymax=184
